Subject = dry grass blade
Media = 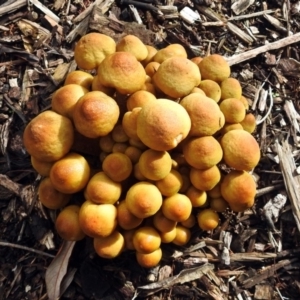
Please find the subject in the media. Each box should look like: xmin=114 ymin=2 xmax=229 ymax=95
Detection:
xmin=276 ymin=140 xmax=300 ymax=233
xmin=45 ymin=240 xmax=76 ymax=300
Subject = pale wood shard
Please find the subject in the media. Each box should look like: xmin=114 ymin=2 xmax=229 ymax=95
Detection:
xmin=276 ymin=140 xmax=300 ymax=233
xmin=254 ymin=284 xmax=273 ymax=300
xmin=226 ymin=32 xmax=300 ymax=66
xmin=129 ymin=5 xmax=143 ymax=24
xmin=73 ymin=0 xmax=106 ymax=23
xmin=0 ymin=0 xmax=26 ymax=16
xmin=53 ymin=0 xmax=66 ymax=11
xmin=134 ymin=264 xmax=214 ymax=298
xmin=264 ymin=13 xmax=292 ymax=34
xmin=17 ymin=19 xmax=51 ymax=48
xmin=199 ymin=274 xmax=225 ymax=300
xmin=43 ymin=15 xmax=64 ymax=35
xmin=231 ymin=0 xmax=255 ymax=15
xmin=67 ymin=0 xmax=115 ymax=42
xmin=0 ymin=174 xmax=21 ymax=196
xmin=52 ymin=62 xmax=72 ymax=86
xmin=258 ymin=88 xmax=268 ymax=112
xmin=196 ymin=5 xmax=227 ymax=22
xmin=228 ymin=9 xmax=276 ymax=21
xmin=241 ymin=258 xmax=297 ymax=289
xmin=66 ymin=16 xmax=90 ymax=43
xmin=201 ymin=21 xmax=225 ymax=26
xmin=284 ymin=100 xmax=300 ymax=133
xmin=227 ymin=22 xmax=254 ymax=44
xmin=29 ymin=0 xmax=60 ymax=23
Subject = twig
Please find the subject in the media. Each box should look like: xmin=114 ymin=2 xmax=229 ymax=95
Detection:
xmin=0 ymin=240 xmax=55 ymax=258
xmin=228 ymin=9 xmax=276 ymax=21
xmin=225 ymin=32 xmax=300 ymax=66
xmin=256 ymin=184 xmax=285 ymax=197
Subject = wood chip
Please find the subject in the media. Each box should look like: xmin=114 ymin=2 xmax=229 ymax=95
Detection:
xmin=276 ymin=140 xmax=300 ymax=233
xmin=231 ymin=0 xmax=255 ymax=15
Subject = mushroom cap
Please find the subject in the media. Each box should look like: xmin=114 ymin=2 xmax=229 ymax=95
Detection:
xmin=84 ymin=171 xmax=122 ymax=205
xmin=199 ymin=54 xmax=230 ymax=82
xmin=161 ymin=193 xmax=192 ymax=222
xmin=219 ymin=98 xmax=246 ymax=124
xmin=55 ymin=205 xmax=86 ymax=241
xmin=23 ymin=110 xmax=74 ymax=162
xmin=220 ymin=170 xmax=256 ymax=212
xmin=136 ymin=248 xmax=162 ymax=268
xmin=189 ymin=165 xmax=221 ymax=191
xmin=220 ymin=129 xmax=260 ymax=171
xmin=73 ymin=91 xmax=120 ymax=138
xmin=180 ymin=93 xmax=224 ymax=137
xmin=116 ymin=34 xmax=148 ymax=61
xmin=152 ymin=57 xmax=201 ymax=98
xmin=49 ymin=152 xmax=90 ymax=194
xmin=197 ymin=208 xmax=219 ymax=231
xmin=137 ymin=99 xmax=191 ymax=151
xmin=182 ymin=136 xmax=223 ymax=170
xmin=153 ymin=44 xmax=187 ymax=63
xmin=51 ymin=84 xmax=88 ymax=119
xmin=79 ymin=201 xmax=117 ymax=238
xmin=133 ymin=226 xmax=161 ymax=253
xmin=93 ymin=231 xmax=125 ymax=258
xmin=117 ymin=200 xmax=143 ymax=230
xmin=125 ymin=181 xmax=163 ymax=218
xmin=220 ymin=77 xmax=242 ymax=100
xmin=74 ymin=32 xmax=116 ymax=70
xmin=97 ymin=51 xmax=146 ymax=94
xmin=198 ymin=79 xmax=221 ymax=102
xmin=142 ymin=45 xmax=158 ymax=65
xmin=138 ymin=149 xmax=172 ymax=181
xmin=64 ymin=70 xmax=94 ymax=90
xmin=38 ymin=177 xmax=71 ymax=209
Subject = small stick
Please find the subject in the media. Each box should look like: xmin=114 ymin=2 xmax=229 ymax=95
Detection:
xmin=0 ymin=240 xmax=55 ymax=258
xmin=226 ymin=32 xmax=300 ymax=66
xmin=256 ymin=183 xmax=285 ymax=197
xmin=228 ymin=9 xmax=276 ymax=21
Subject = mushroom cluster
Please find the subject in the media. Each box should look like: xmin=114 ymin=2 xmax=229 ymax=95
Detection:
xmin=23 ymin=32 xmax=260 ymax=268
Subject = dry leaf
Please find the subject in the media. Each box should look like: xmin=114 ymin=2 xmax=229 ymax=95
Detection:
xmin=45 ymin=240 xmax=76 ymax=300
